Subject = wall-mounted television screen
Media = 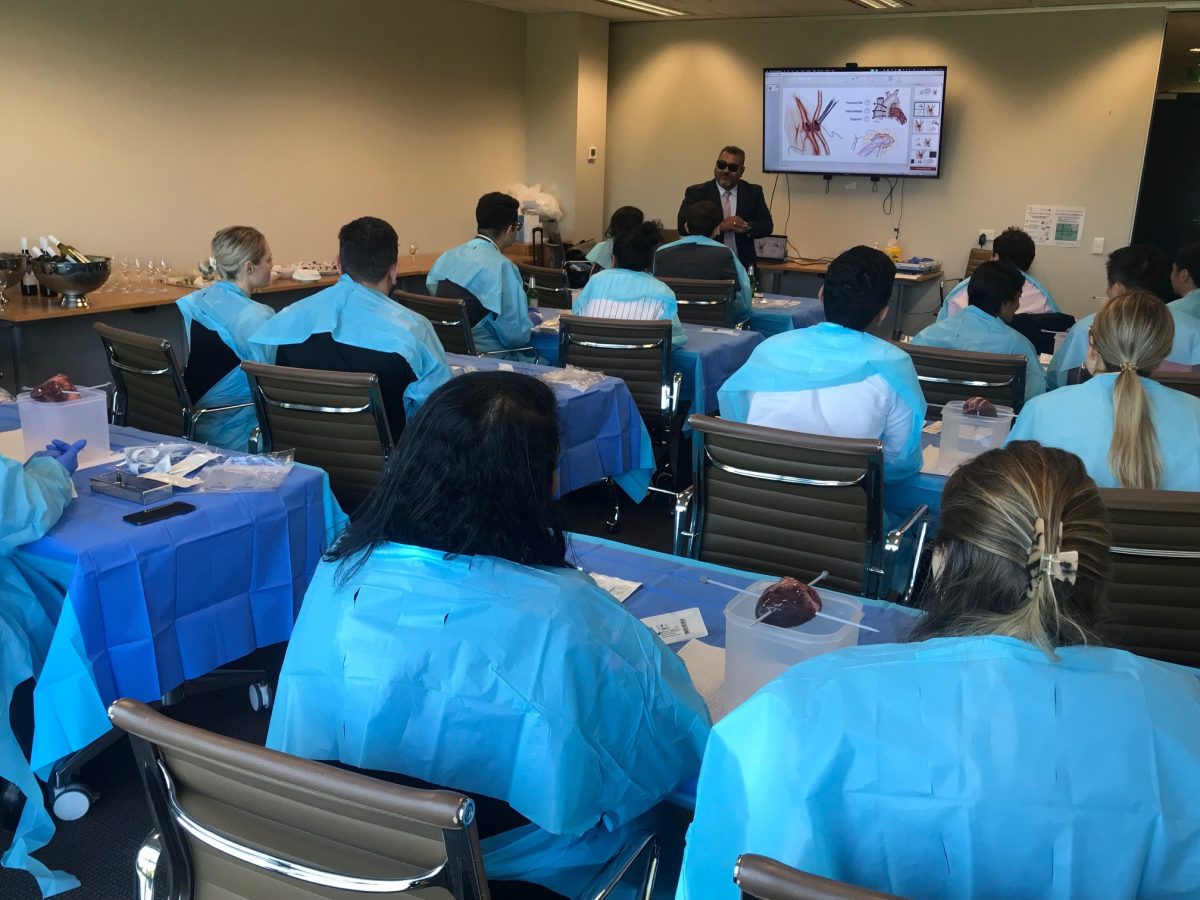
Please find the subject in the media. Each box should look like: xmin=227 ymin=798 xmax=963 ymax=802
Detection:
xmin=763 ymin=66 xmax=947 ymax=178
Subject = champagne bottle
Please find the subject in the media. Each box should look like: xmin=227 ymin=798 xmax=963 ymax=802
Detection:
xmin=19 ymin=238 xmax=38 ymax=296
xmin=47 ymin=234 xmax=90 ymax=264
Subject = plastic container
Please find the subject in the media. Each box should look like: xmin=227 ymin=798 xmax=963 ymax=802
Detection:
xmin=18 ymin=386 xmax=110 ymax=468
xmin=724 ymin=580 xmax=864 ymax=710
xmin=939 ymin=399 xmax=1014 ymax=468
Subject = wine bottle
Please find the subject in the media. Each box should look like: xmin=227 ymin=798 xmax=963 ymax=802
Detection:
xmin=46 ymin=234 xmax=90 ymax=264
xmin=19 ymin=238 xmax=38 ymax=296
xmin=36 ymin=239 xmax=56 ymax=296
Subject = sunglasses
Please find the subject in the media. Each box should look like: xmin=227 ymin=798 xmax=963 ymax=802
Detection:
xmin=715 ymin=160 xmax=742 ymax=171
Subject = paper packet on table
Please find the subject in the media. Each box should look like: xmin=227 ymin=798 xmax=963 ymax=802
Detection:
xmin=200 ymin=449 xmax=295 ymax=491
xmin=539 ymin=365 xmax=605 ymax=391
xmin=120 ymin=443 xmax=220 ymax=488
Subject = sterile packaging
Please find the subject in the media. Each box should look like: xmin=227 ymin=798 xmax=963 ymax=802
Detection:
xmin=18 ymin=386 xmax=110 ymax=468
xmin=539 ymin=365 xmax=606 ymax=391
xmin=724 ymin=579 xmax=863 ymax=710
xmin=200 ymin=449 xmax=295 ymax=491
xmin=939 ymin=400 xmax=1014 ymax=468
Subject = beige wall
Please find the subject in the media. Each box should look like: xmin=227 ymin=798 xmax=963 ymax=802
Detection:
xmin=525 ymin=13 xmax=609 ymax=240
xmin=3 ymin=0 xmax=526 ymax=271
xmin=606 ymin=9 xmax=1166 ymax=325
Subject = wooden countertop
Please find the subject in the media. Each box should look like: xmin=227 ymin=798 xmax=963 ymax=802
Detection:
xmin=757 ymin=259 xmax=943 ymax=283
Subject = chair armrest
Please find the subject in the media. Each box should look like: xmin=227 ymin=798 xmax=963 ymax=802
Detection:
xmin=938 ymin=277 xmax=963 ymax=302
xmin=885 ymin=504 xmax=930 ymax=603
xmin=580 ymin=833 xmax=660 ymax=900
xmin=673 ymin=486 xmax=696 ymax=558
xmin=191 ymin=401 xmax=254 ymax=421
xmin=669 ymin=371 xmax=682 ymax=417
xmin=885 ymin=504 xmax=929 ymax=553
xmin=478 ymin=346 xmax=535 ymax=358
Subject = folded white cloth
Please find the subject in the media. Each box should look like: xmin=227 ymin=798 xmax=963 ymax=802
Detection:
xmin=291 ymin=267 xmax=322 ymax=282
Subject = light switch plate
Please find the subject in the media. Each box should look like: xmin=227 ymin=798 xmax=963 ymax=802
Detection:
xmin=1091 ymin=237 xmax=1105 ymax=255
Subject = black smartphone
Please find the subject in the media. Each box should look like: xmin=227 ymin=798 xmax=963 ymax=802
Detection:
xmin=123 ymin=501 xmax=196 ymax=526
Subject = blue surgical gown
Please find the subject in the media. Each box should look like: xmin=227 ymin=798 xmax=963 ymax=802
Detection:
xmin=585 ymin=239 xmax=614 ymax=270
xmin=1006 ymin=372 xmax=1200 ymax=490
xmin=1046 ymin=307 xmax=1200 ymax=389
xmin=176 ymin=280 xmax=276 ymax=450
xmin=426 ymin=237 xmax=532 ymax=355
xmin=678 ymin=635 xmax=1200 ymax=900
xmin=0 ymin=455 xmax=76 ymax=896
xmin=910 ymin=304 xmax=1046 ymax=403
xmin=266 ymin=543 xmax=710 ymax=896
xmin=718 ymin=322 xmax=927 ymax=482
xmin=249 ymin=274 xmax=451 ymax=417
xmin=654 ymin=235 xmax=753 ymax=322
xmin=573 ymin=269 xmax=687 ymax=348
xmin=938 ymin=269 xmax=1058 ymax=320
xmin=1168 ymin=287 xmax=1200 ymax=322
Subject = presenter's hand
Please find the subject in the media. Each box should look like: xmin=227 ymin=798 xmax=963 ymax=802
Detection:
xmin=719 ymin=216 xmax=750 ymax=235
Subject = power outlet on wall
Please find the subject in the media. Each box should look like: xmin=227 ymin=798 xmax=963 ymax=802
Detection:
xmin=844 ymin=180 xmax=857 ymax=191
xmin=979 ymin=228 xmax=996 ymax=243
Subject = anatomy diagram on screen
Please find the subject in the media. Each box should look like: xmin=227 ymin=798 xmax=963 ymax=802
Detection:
xmin=854 ymin=131 xmax=896 ymax=158
xmin=774 ymin=81 xmax=934 ymax=171
xmin=871 ymin=90 xmax=907 ymax=125
xmin=788 ymin=91 xmax=839 ymax=156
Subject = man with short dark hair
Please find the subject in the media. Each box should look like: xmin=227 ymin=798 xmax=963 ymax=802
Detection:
xmin=1169 ymin=242 xmax=1200 ymax=321
xmin=426 ymin=192 xmax=532 ymax=356
xmin=676 ymin=146 xmax=773 ymax=272
xmin=939 ymin=226 xmax=1059 ymax=320
xmin=250 ymin=216 xmax=451 ymax=435
xmin=719 ymin=246 xmax=926 ymax=482
xmin=654 ymin=200 xmax=753 ymax=321
xmin=911 ymin=261 xmax=1046 ymax=403
xmin=1047 ymin=244 xmax=1200 ymax=388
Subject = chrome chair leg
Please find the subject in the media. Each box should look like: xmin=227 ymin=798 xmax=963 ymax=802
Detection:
xmin=136 ymin=833 xmax=161 ymax=900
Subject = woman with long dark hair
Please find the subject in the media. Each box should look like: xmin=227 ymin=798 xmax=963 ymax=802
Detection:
xmin=268 ymin=371 xmax=709 ymax=897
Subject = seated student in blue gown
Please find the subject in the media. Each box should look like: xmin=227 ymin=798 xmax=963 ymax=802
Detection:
xmin=0 ymin=439 xmax=86 ymax=894
xmin=718 ymin=245 xmax=926 ymax=482
xmin=1008 ymin=291 xmax=1200 ymax=490
xmin=585 ymin=205 xmax=643 ymax=271
xmin=911 ymin=260 xmax=1046 ymax=404
xmin=249 ymin=217 xmax=450 ymax=438
xmin=176 ymin=225 xmax=276 ymax=451
xmin=678 ymin=441 xmax=1200 ymax=900
xmin=426 ymin=192 xmax=533 ymax=357
xmin=653 ymin=200 xmax=753 ymax=323
xmin=1168 ymin=241 xmax=1200 ymax=321
xmin=573 ymin=220 xmax=687 ymax=348
xmin=939 ymin=226 xmax=1059 ymax=320
xmin=266 ymin=371 xmax=710 ymax=899
xmin=1047 ymin=244 xmax=1200 ymax=388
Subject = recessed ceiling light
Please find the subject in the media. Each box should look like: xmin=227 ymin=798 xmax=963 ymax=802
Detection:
xmin=1190 ymin=47 xmax=1200 ymax=53
xmin=595 ymin=0 xmax=686 ymax=16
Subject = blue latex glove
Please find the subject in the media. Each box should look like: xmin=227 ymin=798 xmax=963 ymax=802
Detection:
xmin=29 ymin=439 xmax=87 ymax=475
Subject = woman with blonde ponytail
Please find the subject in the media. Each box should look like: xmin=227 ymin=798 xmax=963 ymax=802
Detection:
xmin=679 ymin=442 xmax=1200 ymax=900
xmin=1008 ymin=291 xmax=1200 ymax=489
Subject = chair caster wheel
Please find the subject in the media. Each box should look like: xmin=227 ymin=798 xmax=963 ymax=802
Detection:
xmin=249 ymin=682 xmax=272 ymax=712
xmin=52 ymin=784 xmax=97 ymax=821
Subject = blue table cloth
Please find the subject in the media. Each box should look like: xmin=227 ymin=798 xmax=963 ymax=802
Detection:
xmin=0 ymin=406 xmax=346 ymax=896
xmin=445 ymin=353 xmax=656 ymax=501
xmin=747 ymin=294 xmax=824 ymax=337
xmin=567 ymin=534 xmax=922 ymax=653
xmin=530 ymin=310 xmax=764 ymax=416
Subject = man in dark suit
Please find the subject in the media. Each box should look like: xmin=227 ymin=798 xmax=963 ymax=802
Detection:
xmin=677 ymin=145 xmax=773 ymax=271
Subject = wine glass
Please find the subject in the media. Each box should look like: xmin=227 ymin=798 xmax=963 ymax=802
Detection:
xmin=159 ymin=259 xmax=172 ymax=285
xmin=145 ymin=258 xmax=158 ymax=289
xmin=408 ymin=242 xmax=419 ymax=264
xmin=118 ymin=258 xmax=132 ymax=293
